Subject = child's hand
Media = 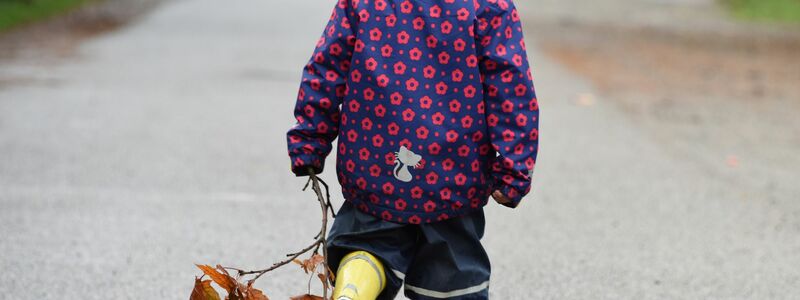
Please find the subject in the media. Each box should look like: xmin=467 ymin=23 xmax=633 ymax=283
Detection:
xmin=491 ymin=190 xmax=512 ymax=206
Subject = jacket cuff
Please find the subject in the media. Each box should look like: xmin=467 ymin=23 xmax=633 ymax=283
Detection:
xmin=490 ymin=176 xmax=528 ymax=208
xmin=290 ymin=154 xmax=325 ymax=177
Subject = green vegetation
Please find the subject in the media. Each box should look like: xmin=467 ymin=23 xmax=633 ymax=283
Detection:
xmin=0 ymin=0 xmax=92 ymax=32
xmin=724 ymin=0 xmax=800 ymax=23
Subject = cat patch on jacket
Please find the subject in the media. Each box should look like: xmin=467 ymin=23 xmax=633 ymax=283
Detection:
xmin=393 ymin=146 xmax=422 ymax=182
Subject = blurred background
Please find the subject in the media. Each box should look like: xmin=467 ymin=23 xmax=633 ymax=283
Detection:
xmin=0 ymin=0 xmax=798 ymax=298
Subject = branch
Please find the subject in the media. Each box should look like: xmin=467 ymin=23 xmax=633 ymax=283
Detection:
xmin=233 ymin=167 xmax=335 ymax=298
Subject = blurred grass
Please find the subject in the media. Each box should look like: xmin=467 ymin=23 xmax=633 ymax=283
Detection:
xmin=0 ymin=0 xmax=92 ymax=32
xmin=724 ymin=0 xmax=800 ymax=23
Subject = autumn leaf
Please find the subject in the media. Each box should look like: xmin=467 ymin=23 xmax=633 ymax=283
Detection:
xmin=243 ymin=284 xmax=269 ymax=300
xmin=190 ymin=277 xmax=221 ymax=300
xmin=295 ymin=254 xmax=325 ymax=274
xmin=289 ymin=294 xmax=324 ymax=300
xmin=196 ymin=264 xmax=237 ymax=292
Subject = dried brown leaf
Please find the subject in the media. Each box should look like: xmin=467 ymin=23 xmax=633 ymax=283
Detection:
xmin=191 ymin=278 xmax=221 ymax=300
xmin=196 ymin=264 xmax=237 ymax=292
xmin=298 ymin=254 xmax=326 ymax=274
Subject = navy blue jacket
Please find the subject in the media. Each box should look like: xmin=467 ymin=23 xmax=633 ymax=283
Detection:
xmin=287 ymin=0 xmax=539 ymax=224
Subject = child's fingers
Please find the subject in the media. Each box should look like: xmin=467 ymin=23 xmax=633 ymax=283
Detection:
xmin=492 ymin=190 xmax=511 ymax=204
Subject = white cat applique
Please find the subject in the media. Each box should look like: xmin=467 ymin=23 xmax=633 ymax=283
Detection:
xmin=393 ymin=146 xmax=422 ymax=182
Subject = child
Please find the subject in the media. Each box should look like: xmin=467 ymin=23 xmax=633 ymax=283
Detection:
xmin=287 ymin=0 xmax=539 ymax=298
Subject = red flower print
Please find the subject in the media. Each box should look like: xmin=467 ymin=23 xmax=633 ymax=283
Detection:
xmin=423 ymin=65 xmax=436 ymax=79
xmin=354 ymin=39 xmax=365 ymax=52
xmin=453 ymin=38 xmax=466 ymax=51
xmin=461 ymin=116 xmax=473 ymax=128
xmin=515 ymin=83 xmax=527 ymax=96
xmin=413 ymin=17 xmax=425 ymax=30
xmin=359 ymin=9 xmax=370 ymax=22
xmin=405 ymin=78 xmax=419 ymax=91
xmin=455 ymin=173 xmax=467 ymax=185
xmin=359 ymin=148 xmax=370 ymax=160
xmin=372 ymin=134 xmax=384 ymax=147
xmin=501 ymin=70 xmax=514 ymax=83
xmin=445 ymin=130 xmax=459 ymax=142
xmin=375 ymin=104 xmax=386 ymax=117
xmin=402 ymin=108 xmax=415 ymax=121
xmin=428 ymin=142 xmax=441 ymax=155
xmin=365 ymin=58 xmax=378 ymax=71
xmin=381 ymin=44 xmax=393 ymax=57
xmin=390 ymin=92 xmax=403 ymax=105
xmin=429 ymin=5 xmax=442 ymax=18
xmin=441 ymin=21 xmax=453 ymax=34
xmin=530 ymin=98 xmax=539 ymax=111
xmin=395 ymin=199 xmax=407 ymax=211
xmin=426 ymin=36 xmax=438 ymax=48
xmin=496 ymin=44 xmax=507 ymax=56
xmin=347 ymin=129 xmax=358 ymax=142
xmin=472 ymin=131 xmax=483 ymax=142
xmin=397 ymin=31 xmax=410 ymax=44
xmin=431 ymin=112 xmax=445 ymax=125
xmin=386 ymin=14 xmax=397 ymax=27
xmin=394 ymin=62 xmax=407 ymax=74
xmin=423 ymin=200 xmax=436 ymax=213
xmin=375 ymin=0 xmax=387 ymax=11
xmin=377 ymin=74 xmax=390 ymax=87
xmin=409 ymin=48 xmax=422 ymax=60
xmin=381 ymin=211 xmax=392 ymax=220
xmin=516 ymin=113 xmax=527 ymax=127
xmin=310 ymin=79 xmax=321 ymax=90
xmin=502 ymin=129 xmax=515 ymax=142
xmin=369 ymin=164 xmax=381 ymax=177
xmin=349 ymin=99 xmax=360 ymax=112
xmin=463 ymin=85 xmax=476 ymax=98
xmin=388 ymin=122 xmax=400 ymax=135
xmin=457 ymin=145 xmax=470 ymax=157
xmin=416 ymin=126 xmax=429 ymax=139
xmin=435 ymin=82 xmax=448 ymax=95
xmin=400 ymin=0 xmax=413 ymax=13
xmin=487 ymin=114 xmax=499 ymax=126
xmin=408 ymin=215 xmax=421 ymax=224
xmin=364 ymin=88 xmax=375 ymax=100
xmin=502 ymin=100 xmax=514 ymax=112
xmin=449 ymin=100 xmax=461 ymax=112
xmin=442 ymin=159 xmax=455 ymax=171
xmin=457 ymin=8 xmax=470 ymax=20
xmin=382 ymin=182 xmax=395 ymax=195
xmin=451 ymin=69 xmax=463 ymax=82
xmin=530 ymin=128 xmax=538 ymax=141
xmin=440 ymin=188 xmax=452 ymax=200
xmin=438 ymin=52 xmax=450 ymax=64
xmin=355 ymin=176 xmax=365 ymax=188
xmin=491 ymin=16 xmax=502 ymax=29
xmin=369 ymin=28 xmax=383 ymax=41
xmin=513 ymin=54 xmax=523 ymax=66
xmin=466 ymin=55 xmax=478 ymax=67
xmin=425 ymin=172 xmax=439 ymax=184
xmin=411 ymin=187 xmax=424 ymax=199
xmin=351 ymin=69 xmax=362 ymax=82
xmin=385 ymin=152 xmax=395 ymax=165
xmin=361 ymin=117 xmax=373 ymax=130
xmin=420 ymin=96 xmax=432 ymax=109
xmin=347 ymin=160 xmax=356 ymax=172
xmin=320 ymin=97 xmax=332 ymax=109
xmin=303 ymin=105 xmax=315 ymax=117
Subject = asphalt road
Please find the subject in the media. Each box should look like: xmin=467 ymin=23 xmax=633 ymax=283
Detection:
xmin=0 ymin=0 xmax=797 ymax=299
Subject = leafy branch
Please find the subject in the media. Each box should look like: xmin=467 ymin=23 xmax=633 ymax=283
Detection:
xmin=191 ymin=168 xmax=336 ymax=300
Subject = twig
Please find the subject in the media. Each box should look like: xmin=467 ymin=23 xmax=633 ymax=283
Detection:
xmin=233 ymin=167 xmax=334 ymax=299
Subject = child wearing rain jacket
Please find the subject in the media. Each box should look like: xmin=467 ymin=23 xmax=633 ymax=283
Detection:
xmin=287 ymin=0 xmax=539 ymax=298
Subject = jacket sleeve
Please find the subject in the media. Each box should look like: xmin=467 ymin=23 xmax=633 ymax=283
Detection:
xmin=286 ymin=0 xmax=355 ymax=177
xmin=475 ymin=0 xmax=539 ymax=207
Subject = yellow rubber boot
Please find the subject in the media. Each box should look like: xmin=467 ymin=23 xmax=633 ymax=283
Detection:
xmin=332 ymin=251 xmax=386 ymax=300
